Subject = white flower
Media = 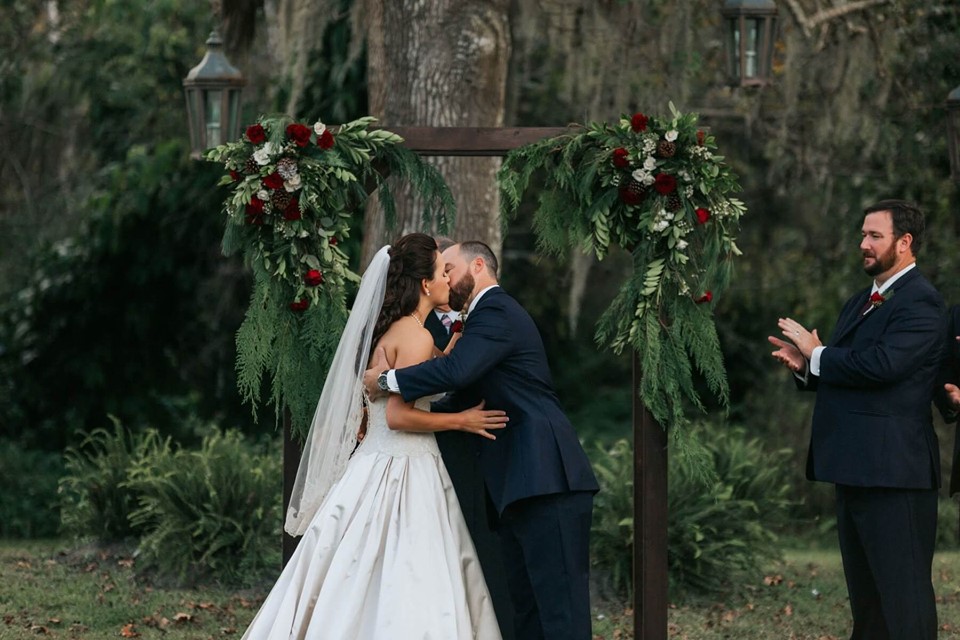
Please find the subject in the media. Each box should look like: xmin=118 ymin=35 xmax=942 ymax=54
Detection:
xmin=665 ymin=129 xmax=678 ymax=142
xmin=284 ymin=173 xmax=302 ymax=192
xmin=653 ymin=220 xmax=669 ymax=232
xmin=643 ymin=156 xmax=657 ymax=171
xmin=662 ymin=211 xmax=674 ymax=221
xmin=313 ymin=120 xmax=326 ymax=136
xmin=253 ymin=142 xmax=277 ymax=166
xmin=631 ymin=168 xmax=648 ymax=183
xmin=257 ymin=189 xmax=269 ymax=201
xmin=676 ymin=239 xmax=688 ymax=251
xmin=641 ymin=172 xmax=656 ymax=186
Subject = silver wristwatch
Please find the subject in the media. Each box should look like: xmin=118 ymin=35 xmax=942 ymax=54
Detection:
xmin=377 ymin=371 xmax=389 ymax=391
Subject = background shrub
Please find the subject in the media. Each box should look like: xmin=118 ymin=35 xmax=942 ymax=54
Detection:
xmin=59 ymin=419 xmax=166 ymax=542
xmin=0 ymin=439 xmax=63 ymax=537
xmin=127 ymin=429 xmax=282 ymax=585
xmin=589 ymin=422 xmax=796 ymax=600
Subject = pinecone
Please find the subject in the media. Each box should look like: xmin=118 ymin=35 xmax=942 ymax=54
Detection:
xmin=667 ymin=192 xmax=682 ymax=212
xmin=657 ymin=140 xmax=677 ymax=158
xmin=276 ymin=157 xmax=299 ymax=180
xmin=243 ymin=157 xmax=259 ymax=174
xmin=619 ymin=180 xmax=648 ymax=206
xmin=271 ymin=190 xmax=292 ymax=211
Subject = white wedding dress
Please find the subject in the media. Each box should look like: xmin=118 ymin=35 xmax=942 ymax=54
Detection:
xmin=241 ymin=395 xmax=502 ymax=640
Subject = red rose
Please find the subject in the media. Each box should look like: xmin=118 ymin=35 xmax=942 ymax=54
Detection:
xmin=612 ymin=147 xmax=630 ymax=168
xmin=283 ymin=197 xmax=301 ymax=221
xmin=630 ymin=113 xmax=648 ymax=133
xmin=618 ymin=183 xmax=644 ymax=206
xmin=694 ymin=291 xmax=713 ymax=304
xmin=653 ymin=173 xmax=677 ymax=195
xmin=329 ymin=237 xmax=338 ymax=246
xmin=317 ymin=129 xmax=335 ymax=150
xmin=245 ymin=197 xmax=265 ymax=214
xmin=304 ymin=269 xmax=324 ymax=287
xmin=286 ymin=123 xmax=311 ymax=147
xmin=229 ymin=170 xmax=241 ymax=181
xmin=695 ymin=207 xmax=711 ymax=224
xmin=263 ymin=172 xmax=284 ymax=190
xmin=289 ymin=298 xmax=309 ymax=312
xmin=696 ymin=130 xmax=705 ymax=146
xmin=246 ymin=124 xmax=266 ymax=144
xmin=450 ymin=319 xmax=464 ymax=333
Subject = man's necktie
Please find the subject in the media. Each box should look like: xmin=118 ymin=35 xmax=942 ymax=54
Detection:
xmin=440 ymin=314 xmax=453 ymax=334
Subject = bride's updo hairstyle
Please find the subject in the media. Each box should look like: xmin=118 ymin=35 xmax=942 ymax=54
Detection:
xmin=371 ymin=232 xmax=439 ymax=349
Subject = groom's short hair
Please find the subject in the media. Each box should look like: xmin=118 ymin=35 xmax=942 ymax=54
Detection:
xmin=459 ymin=241 xmax=499 ymax=277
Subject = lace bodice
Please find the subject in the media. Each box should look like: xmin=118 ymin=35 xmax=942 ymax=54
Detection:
xmin=355 ymin=396 xmax=440 ymax=457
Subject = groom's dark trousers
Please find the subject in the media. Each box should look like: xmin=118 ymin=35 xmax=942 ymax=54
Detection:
xmin=798 ymin=268 xmax=944 ymax=640
xmin=397 ymin=287 xmax=599 ymax=640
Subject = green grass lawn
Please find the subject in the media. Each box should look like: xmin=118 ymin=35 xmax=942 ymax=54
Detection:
xmin=2 ymin=539 xmax=959 ymax=639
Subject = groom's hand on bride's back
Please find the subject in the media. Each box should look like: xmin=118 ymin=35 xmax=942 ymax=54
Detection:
xmin=363 ymin=347 xmax=389 ymax=399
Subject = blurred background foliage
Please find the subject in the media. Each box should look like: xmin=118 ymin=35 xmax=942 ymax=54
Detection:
xmin=1 ymin=0 xmax=960 ymax=594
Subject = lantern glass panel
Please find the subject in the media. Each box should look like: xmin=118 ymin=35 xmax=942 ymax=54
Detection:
xmin=205 ymin=90 xmax=222 ymax=146
xmin=745 ymin=18 xmax=761 ymax=78
xmin=729 ymin=18 xmax=741 ymax=80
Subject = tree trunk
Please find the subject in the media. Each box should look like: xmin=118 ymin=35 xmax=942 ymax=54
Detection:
xmin=360 ymin=0 xmax=511 ymax=268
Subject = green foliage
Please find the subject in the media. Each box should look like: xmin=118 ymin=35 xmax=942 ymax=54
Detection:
xmin=498 ymin=105 xmax=745 ymax=454
xmin=669 ymin=425 xmax=795 ymax=597
xmin=208 ymin=115 xmax=454 ymax=435
xmin=0 ymin=140 xmax=253 ymax=449
xmin=589 ymin=424 xmax=795 ymax=600
xmin=0 ymin=440 xmax=63 ymax=538
xmin=126 ymin=429 xmax=282 ymax=585
xmin=59 ymin=418 xmax=166 ymax=542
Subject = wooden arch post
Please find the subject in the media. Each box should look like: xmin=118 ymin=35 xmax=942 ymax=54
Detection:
xmin=281 ymin=126 xmax=668 ymax=640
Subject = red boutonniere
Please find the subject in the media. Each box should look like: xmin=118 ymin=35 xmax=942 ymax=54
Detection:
xmin=869 ymin=288 xmax=894 ymax=309
xmin=450 ymin=312 xmax=467 ymax=334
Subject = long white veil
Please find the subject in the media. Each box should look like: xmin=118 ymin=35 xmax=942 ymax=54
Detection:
xmin=284 ymin=245 xmax=391 ymax=536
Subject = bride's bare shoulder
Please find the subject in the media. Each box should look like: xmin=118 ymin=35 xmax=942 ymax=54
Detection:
xmin=379 ymin=318 xmax=434 ymax=367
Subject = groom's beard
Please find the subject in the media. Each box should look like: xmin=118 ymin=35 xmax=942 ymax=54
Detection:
xmin=448 ymin=272 xmax=475 ymax=312
xmin=863 ymin=242 xmax=897 ymax=276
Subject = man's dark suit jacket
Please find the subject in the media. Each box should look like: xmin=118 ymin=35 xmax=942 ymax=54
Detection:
xmin=396 ymin=287 xmax=599 ymax=514
xmin=424 ymin=310 xmax=452 ymax=351
xmin=801 ymin=268 xmax=945 ymax=490
xmin=937 ymin=305 xmax=960 ymax=493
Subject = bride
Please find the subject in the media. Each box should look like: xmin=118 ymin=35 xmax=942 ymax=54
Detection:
xmin=241 ymin=233 xmax=507 ymax=640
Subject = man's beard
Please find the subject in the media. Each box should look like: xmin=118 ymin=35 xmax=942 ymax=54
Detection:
xmin=863 ymin=243 xmax=897 ymax=276
xmin=448 ymin=272 xmax=475 ymax=312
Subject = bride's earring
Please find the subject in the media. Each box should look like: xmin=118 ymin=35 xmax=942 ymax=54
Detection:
xmin=426 ymin=288 xmax=431 ymax=296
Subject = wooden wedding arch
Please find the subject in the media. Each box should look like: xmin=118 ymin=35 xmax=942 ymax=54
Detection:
xmin=279 ymin=126 xmax=669 ymax=640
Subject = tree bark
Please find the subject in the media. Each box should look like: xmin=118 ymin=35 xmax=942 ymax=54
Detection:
xmin=360 ymin=0 xmax=511 ymax=268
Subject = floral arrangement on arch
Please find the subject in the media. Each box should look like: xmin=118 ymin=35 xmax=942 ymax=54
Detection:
xmin=499 ymin=103 xmax=746 ymax=442
xmin=208 ymin=115 xmax=453 ymax=435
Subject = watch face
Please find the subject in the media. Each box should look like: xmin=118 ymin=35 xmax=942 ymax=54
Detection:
xmin=378 ymin=372 xmax=388 ymax=390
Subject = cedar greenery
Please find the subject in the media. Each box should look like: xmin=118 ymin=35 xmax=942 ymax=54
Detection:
xmin=499 ymin=104 xmax=745 ymax=447
xmin=208 ymin=116 xmax=454 ymax=435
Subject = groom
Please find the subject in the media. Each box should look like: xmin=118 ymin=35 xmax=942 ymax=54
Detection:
xmin=365 ymin=240 xmax=599 ymax=640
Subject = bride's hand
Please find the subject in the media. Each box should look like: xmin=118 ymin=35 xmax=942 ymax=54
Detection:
xmin=442 ymin=331 xmax=461 ymax=356
xmin=457 ymin=400 xmax=508 ymax=440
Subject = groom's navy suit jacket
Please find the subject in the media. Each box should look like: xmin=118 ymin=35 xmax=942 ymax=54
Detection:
xmin=801 ymin=268 xmax=945 ymax=489
xmin=396 ymin=287 xmax=599 ymax=514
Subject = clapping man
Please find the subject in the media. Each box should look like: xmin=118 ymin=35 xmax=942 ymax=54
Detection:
xmin=768 ymin=200 xmax=946 ymax=640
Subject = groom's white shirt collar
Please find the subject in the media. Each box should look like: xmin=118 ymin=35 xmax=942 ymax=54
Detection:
xmin=467 ymin=285 xmax=499 ymax=315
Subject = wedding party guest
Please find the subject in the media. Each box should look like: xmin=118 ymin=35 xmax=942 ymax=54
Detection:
xmin=937 ymin=305 xmax=960 ymax=494
xmin=769 ymin=200 xmax=945 ymax=640
xmin=366 ymin=240 xmax=598 ymax=640
xmin=242 ymin=233 xmax=508 ymax=639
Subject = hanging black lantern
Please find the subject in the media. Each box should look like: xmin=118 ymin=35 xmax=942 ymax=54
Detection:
xmin=183 ymin=28 xmax=245 ymax=159
xmin=722 ymin=0 xmax=778 ymax=87
xmin=947 ymin=84 xmax=960 ymax=182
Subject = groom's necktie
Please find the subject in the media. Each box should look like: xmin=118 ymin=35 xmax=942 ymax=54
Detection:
xmin=440 ymin=315 xmax=453 ymax=334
